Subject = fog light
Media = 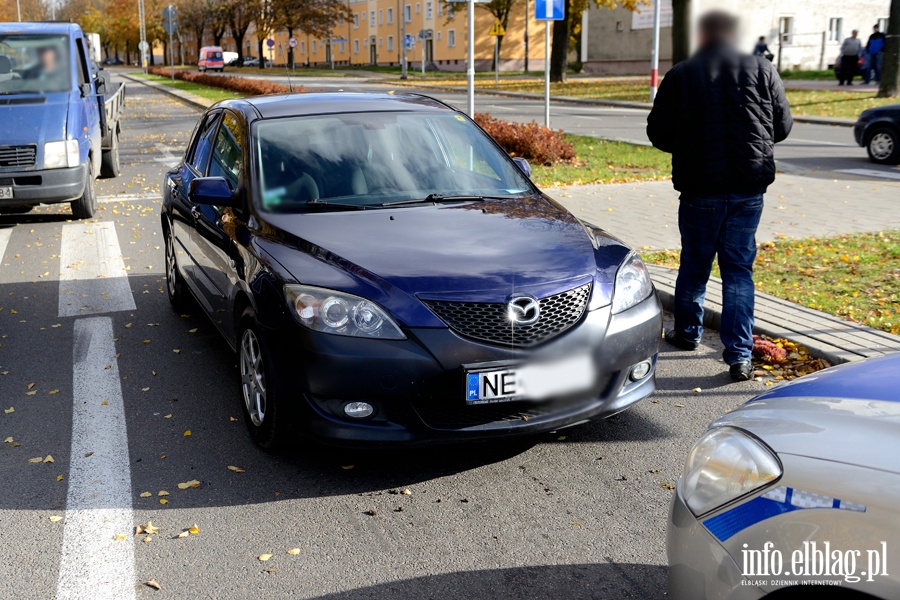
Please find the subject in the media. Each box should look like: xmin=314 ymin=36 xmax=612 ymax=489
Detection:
xmin=343 ymin=402 xmax=374 ymax=419
xmin=630 ymin=360 xmax=652 ymax=381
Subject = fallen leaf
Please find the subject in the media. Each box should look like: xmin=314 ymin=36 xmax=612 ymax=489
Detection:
xmin=674 ymin=403 xmax=686 ymax=408
xmin=49 ymin=515 xmax=63 ymax=522
xmin=27 ymin=383 xmax=34 ymax=390
xmin=139 ymin=491 xmax=152 ymax=498
xmin=188 ymin=524 xmax=200 ymax=535
xmin=172 ymin=349 xmax=181 ymax=353
xmin=141 ymin=387 xmax=150 ymax=392
xmin=4 ymin=407 xmax=14 ymax=413
xmin=557 ymin=435 xmax=566 ymax=441
xmin=101 ymin=401 xmax=108 ymax=406
xmin=287 ymin=548 xmax=300 ymax=555
xmin=142 ymin=536 xmax=153 ymax=543
xmin=340 ymin=465 xmax=354 ymax=470
xmin=401 ymin=488 xmax=412 ymax=496
xmin=176 ymin=530 xmax=189 ymax=538
xmin=84 ymin=452 xmax=93 ymax=457
xmin=159 ymin=499 xmax=168 ymax=505
xmin=144 ymin=579 xmax=161 ymax=590
xmin=144 ymin=521 xmax=160 ymax=535
xmin=124 ymin=323 xmax=133 ymax=329
xmin=43 ymin=455 xmax=54 ymax=463
xmin=3 ymin=437 xmax=12 ymax=443
xmin=27 ymin=457 xmax=42 ymax=463
xmin=227 ymin=465 xmax=245 ymax=473
xmin=258 ymin=554 xmax=273 ymax=561
xmin=113 ymin=533 xmax=128 ymax=541
xmin=262 ymin=567 xmax=277 ymax=573
xmin=48 ymin=389 xmax=59 ymax=395
xmin=691 ymin=388 xmax=702 ymax=393
xmin=183 ymin=429 xmax=191 ymax=437
xmin=163 ymin=414 xmax=172 ymax=419
xmin=188 ymin=328 xmax=197 ymax=333
xmin=25 ymin=391 xmax=36 ymax=396
xmin=158 ymin=490 xmax=170 ymax=496
xmin=176 ymin=480 xmax=201 ymax=490
xmin=229 ymin=416 xmax=238 ymax=422
xmin=56 ymin=475 xmax=64 ymax=481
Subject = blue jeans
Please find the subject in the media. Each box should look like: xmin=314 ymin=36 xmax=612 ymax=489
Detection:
xmin=674 ymin=193 xmax=763 ymax=364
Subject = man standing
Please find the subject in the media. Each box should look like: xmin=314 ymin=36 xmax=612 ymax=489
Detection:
xmin=838 ymin=29 xmax=863 ymax=85
xmin=646 ymin=11 xmax=792 ymax=381
xmin=864 ymin=24 xmax=886 ymax=84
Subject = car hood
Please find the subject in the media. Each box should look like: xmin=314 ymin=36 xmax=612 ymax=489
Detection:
xmin=712 ymin=356 xmax=900 ymax=475
xmin=0 ymin=94 xmax=68 ymax=168
xmin=258 ymin=195 xmax=631 ymax=327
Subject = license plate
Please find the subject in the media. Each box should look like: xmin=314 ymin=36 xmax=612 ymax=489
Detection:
xmin=0 ymin=187 xmax=12 ymax=200
xmin=465 ymin=354 xmax=595 ymax=404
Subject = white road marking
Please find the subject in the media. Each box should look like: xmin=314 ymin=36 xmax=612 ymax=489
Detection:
xmin=97 ymin=193 xmax=162 ymax=203
xmin=56 ymin=317 xmax=135 ymax=600
xmin=0 ymin=228 xmax=12 ymax=263
xmin=785 ymin=138 xmax=855 ymax=147
xmin=153 ymin=143 xmax=181 ymax=168
xmin=837 ymin=167 xmax=900 ymax=181
xmin=58 ymin=221 xmax=136 ymax=318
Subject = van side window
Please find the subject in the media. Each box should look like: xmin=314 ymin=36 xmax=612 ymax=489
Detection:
xmin=188 ymin=113 xmax=220 ymax=173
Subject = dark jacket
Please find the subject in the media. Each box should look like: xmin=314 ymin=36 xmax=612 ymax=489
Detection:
xmin=647 ymin=42 xmax=793 ymax=196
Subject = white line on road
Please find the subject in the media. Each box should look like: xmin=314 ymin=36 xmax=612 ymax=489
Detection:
xmin=837 ymin=168 xmax=900 ymax=181
xmin=784 ymin=138 xmax=856 ymax=147
xmin=56 ymin=317 xmax=135 ymax=600
xmin=0 ymin=228 xmax=11 ymax=264
xmin=58 ymin=221 xmax=136 ymax=318
xmin=97 ymin=193 xmax=163 ymax=203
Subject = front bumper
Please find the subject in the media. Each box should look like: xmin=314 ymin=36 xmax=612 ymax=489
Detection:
xmin=854 ymin=121 xmax=867 ymax=146
xmin=0 ymin=164 xmax=86 ymax=206
xmin=266 ymin=292 xmax=663 ymax=446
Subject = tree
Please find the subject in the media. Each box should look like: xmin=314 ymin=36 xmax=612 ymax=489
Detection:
xmin=179 ymin=0 xmax=213 ymax=59
xmin=671 ymin=0 xmax=690 ymax=64
xmin=549 ymin=0 xmax=644 ymax=83
xmin=255 ymin=0 xmax=278 ymax=67
xmin=273 ymin=0 xmax=348 ymax=68
xmin=878 ymin=0 xmax=900 ymax=98
xmin=0 ymin=0 xmax=49 ymax=21
xmin=221 ymin=0 xmax=255 ymax=64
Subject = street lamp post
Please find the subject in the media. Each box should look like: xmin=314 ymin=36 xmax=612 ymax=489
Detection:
xmin=466 ymin=0 xmax=474 ymax=116
xmin=649 ymin=0 xmax=661 ymax=101
xmin=16 ymin=0 xmax=21 ymax=21
xmin=401 ymin=0 xmax=408 ymax=78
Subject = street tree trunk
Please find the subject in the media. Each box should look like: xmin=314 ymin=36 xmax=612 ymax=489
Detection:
xmin=671 ymin=0 xmax=691 ymax=65
xmin=877 ymin=0 xmax=900 ymax=97
xmin=549 ymin=17 xmax=567 ymax=83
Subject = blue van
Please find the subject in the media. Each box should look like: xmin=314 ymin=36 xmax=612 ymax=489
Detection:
xmin=0 ymin=22 xmax=124 ymax=219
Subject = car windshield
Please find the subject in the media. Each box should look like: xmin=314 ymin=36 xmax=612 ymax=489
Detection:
xmin=254 ymin=110 xmax=535 ymax=212
xmin=0 ymin=34 xmax=71 ymax=94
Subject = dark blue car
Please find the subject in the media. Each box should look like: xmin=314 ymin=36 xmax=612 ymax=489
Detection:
xmin=161 ymin=93 xmax=663 ymax=448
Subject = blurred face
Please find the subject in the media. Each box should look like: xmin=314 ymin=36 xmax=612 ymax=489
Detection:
xmin=39 ymin=47 xmax=58 ymax=71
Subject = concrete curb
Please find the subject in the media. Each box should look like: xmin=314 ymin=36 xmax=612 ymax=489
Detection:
xmin=390 ymin=82 xmax=857 ymax=127
xmin=120 ymin=72 xmax=211 ymax=110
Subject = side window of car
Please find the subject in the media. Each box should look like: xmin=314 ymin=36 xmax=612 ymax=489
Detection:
xmin=187 ymin=113 xmax=220 ymax=173
xmin=433 ymin=119 xmax=502 ymax=181
xmin=74 ymin=38 xmax=89 ymax=86
xmin=207 ymin=112 xmax=243 ymax=190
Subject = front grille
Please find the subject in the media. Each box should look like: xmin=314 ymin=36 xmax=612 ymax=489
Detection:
xmin=423 ymin=282 xmax=592 ymax=348
xmin=0 ymin=145 xmax=37 ymax=168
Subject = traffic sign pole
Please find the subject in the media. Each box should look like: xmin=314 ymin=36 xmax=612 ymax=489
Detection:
xmin=467 ymin=0 xmax=474 ymax=117
xmin=401 ymin=1 xmax=408 ymax=80
xmin=650 ymin=0 xmax=661 ymax=102
xmin=544 ymin=22 xmax=550 ymax=128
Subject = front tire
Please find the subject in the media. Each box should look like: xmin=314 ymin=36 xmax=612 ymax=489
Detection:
xmin=70 ymin=168 xmax=96 ymax=219
xmin=100 ymin=130 xmax=120 ymax=178
xmin=238 ymin=308 xmax=292 ymax=450
xmin=867 ymin=127 xmax=900 ymax=165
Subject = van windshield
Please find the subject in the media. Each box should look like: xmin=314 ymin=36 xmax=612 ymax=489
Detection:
xmin=0 ymin=34 xmax=71 ymax=94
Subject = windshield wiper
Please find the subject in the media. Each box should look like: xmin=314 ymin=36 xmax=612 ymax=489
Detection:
xmin=304 ymin=199 xmax=369 ymax=210
xmin=382 ymin=194 xmax=515 ymax=207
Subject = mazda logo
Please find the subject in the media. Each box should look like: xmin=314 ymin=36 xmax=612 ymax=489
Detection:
xmin=507 ymin=296 xmax=540 ymax=326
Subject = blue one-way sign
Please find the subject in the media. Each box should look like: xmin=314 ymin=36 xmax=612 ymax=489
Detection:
xmin=535 ymin=0 xmax=564 ymax=20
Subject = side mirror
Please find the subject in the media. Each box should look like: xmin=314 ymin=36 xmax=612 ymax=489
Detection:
xmin=512 ymin=157 xmax=532 ymax=178
xmin=94 ymin=78 xmax=107 ymax=95
xmin=80 ymin=82 xmax=93 ymax=97
xmin=188 ymin=177 xmax=238 ymax=207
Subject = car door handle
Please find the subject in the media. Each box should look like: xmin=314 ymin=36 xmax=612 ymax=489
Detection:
xmin=190 ymin=206 xmax=200 ymax=220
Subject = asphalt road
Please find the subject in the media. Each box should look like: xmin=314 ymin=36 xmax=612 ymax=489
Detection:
xmin=0 ymin=75 xmax=772 ymax=599
xmin=194 ymin=71 xmax=900 ymax=182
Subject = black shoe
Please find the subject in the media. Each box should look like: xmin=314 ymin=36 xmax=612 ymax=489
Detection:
xmin=664 ymin=329 xmax=699 ymax=351
xmin=729 ymin=361 xmax=753 ymax=381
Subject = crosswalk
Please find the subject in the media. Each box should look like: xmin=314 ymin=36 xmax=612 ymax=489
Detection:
xmin=1 ymin=218 xmax=139 ymax=599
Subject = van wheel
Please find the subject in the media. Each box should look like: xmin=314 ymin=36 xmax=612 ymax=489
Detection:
xmin=70 ymin=169 xmax=96 ymax=219
xmin=867 ymin=127 xmax=900 ymax=165
xmin=100 ymin=131 xmax=120 ymax=178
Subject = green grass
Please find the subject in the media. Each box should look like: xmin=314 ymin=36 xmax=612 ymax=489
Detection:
xmin=129 ymin=72 xmax=238 ymax=103
xmin=779 ymin=69 xmax=835 ymax=80
xmin=644 ymin=231 xmax=900 ymax=335
xmin=531 ymin=135 xmax=670 ymax=187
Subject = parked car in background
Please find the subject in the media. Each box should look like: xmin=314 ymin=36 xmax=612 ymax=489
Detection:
xmin=223 ymin=51 xmax=238 ymax=66
xmin=101 ymin=56 xmax=124 ymax=66
xmin=242 ymin=56 xmax=271 ymax=68
xmin=668 ymin=353 xmax=900 ymax=599
xmin=0 ymin=22 xmax=124 ymax=218
xmin=161 ymin=93 xmax=663 ymax=450
xmin=198 ymin=46 xmax=224 ymax=72
xmin=854 ymin=104 xmax=900 ymax=165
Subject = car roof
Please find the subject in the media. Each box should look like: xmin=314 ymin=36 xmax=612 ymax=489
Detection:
xmin=219 ymin=92 xmax=458 ymax=121
xmin=0 ymin=22 xmax=80 ymax=35
xmin=749 ymin=352 xmax=900 ymax=404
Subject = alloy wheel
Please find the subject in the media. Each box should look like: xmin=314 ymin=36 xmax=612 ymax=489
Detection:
xmin=240 ymin=328 xmax=267 ymax=427
xmin=870 ymin=132 xmax=895 ymax=161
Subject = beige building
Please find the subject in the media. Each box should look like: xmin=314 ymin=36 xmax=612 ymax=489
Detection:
xmin=200 ymin=1 xmax=550 ymax=71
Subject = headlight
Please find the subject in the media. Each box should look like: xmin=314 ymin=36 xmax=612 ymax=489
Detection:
xmin=611 ymin=252 xmax=653 ymax=314
xmin=43 ymin=140 xmax=79 ymax=169
xmin=681 ymin=426 xmax=782 ymax=516
xmin=284 ymin=285 xmax=405 ymax=340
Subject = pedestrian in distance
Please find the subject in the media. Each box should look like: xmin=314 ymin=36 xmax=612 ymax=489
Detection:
xmin=863 ymin=24 xmax=886 ymax=84
xmin=753 ymin=36 xmax=773 ymax=61
xmin=646 ymin=10 xmax=793 ymax=381
xmin=838 ymin=29 xmax=863 ymax=85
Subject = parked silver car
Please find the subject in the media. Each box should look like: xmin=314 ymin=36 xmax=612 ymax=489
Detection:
xmin=668 ymin=354 xmax=900 ymax=599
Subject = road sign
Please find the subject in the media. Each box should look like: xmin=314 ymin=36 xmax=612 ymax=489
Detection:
xmin=138 ymin=40 xmax=149 ymax=52
xmin=404 ymin=34 xmax=416 ymax=49
xmin=534 ymin=0 xmax=564 ymax=20
xmin=288 ymin=37 xmax=298 ymax=49
xmin=488 ymin=20 xmax=505 ymax=36
xmin=266 ymin=38 xmax=275 ymax=48
xmin=161 ymin=4 xmax=176 ymax=20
